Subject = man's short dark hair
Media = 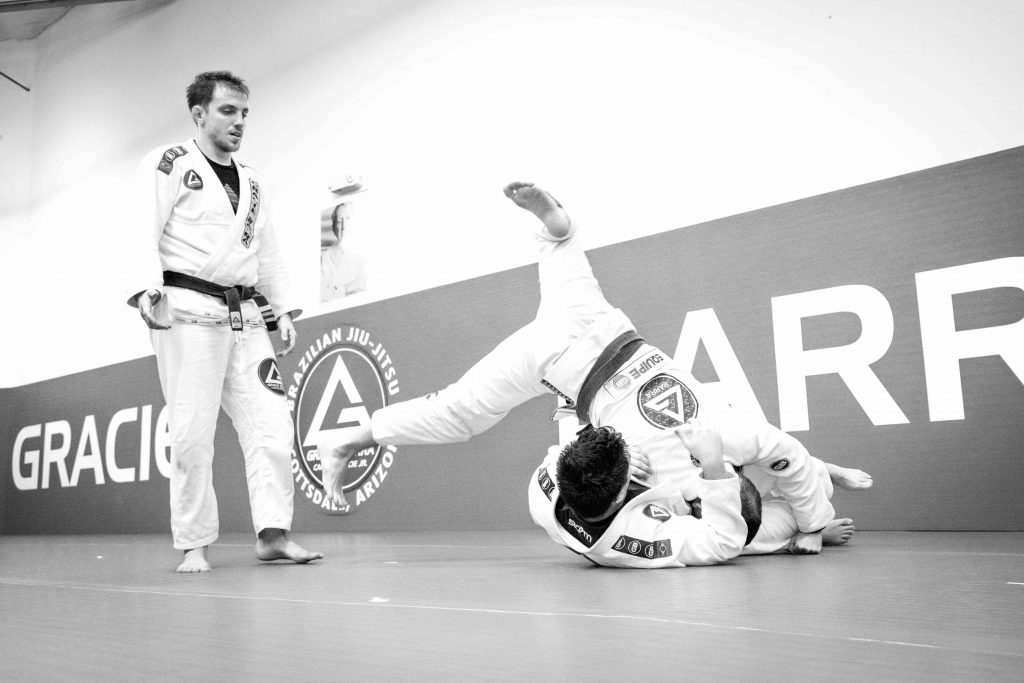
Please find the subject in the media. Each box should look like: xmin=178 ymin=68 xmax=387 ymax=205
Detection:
xmin=186 ymin=71 xmax=249 ymax=110
xmin=555 ymin=426 xmax=630 ymax=519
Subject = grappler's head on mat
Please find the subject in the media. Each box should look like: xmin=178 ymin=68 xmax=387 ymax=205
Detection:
xmin=555 ymin=425 xmax=762 ymax=543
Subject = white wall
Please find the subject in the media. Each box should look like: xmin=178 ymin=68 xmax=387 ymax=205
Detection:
xmin=1 ymin=0 xmax=1022 ymax=387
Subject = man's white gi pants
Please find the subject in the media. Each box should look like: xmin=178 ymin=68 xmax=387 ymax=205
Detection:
xmin=152 ymin=308 xmax=294 ymax=550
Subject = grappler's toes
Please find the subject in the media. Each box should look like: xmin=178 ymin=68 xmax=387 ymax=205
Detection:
xmin=503 ymin=181 xmax=573 ymax=240
xmin=822 ymin=518 xmax=856 ymax=546
xmin=176 ymin=548 xmax=211 ymax=573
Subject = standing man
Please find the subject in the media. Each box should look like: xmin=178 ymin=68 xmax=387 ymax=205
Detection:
xmin=130 ymin=71 xmax=322 ymax=572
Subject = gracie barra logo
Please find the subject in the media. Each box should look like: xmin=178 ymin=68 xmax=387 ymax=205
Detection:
xmin=183 ymin=169 xmax=203 ymax=190
xmin=289 ymin=325 xmax=400 ymax=514
xmin=258 ymin=358 xmax=284 ymax=395
xmin=241 ymin=179 xmax=260 ymax=248
xmin=637 ymin=373 xmax=698 ymax=429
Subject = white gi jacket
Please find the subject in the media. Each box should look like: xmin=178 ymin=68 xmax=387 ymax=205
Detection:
xmin=529 ymin=446 xmax=748 ymax=568
xmin=543 ymin=324 xmax=835 ymax=534
xmin=130 ymin=138 xmax=301 ymax=320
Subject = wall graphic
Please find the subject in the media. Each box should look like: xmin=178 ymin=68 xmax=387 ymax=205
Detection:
xmin=2 ymin=147 xmax=1022 ymax=534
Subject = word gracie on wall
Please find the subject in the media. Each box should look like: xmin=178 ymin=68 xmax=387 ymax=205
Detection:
xmin=11 ymin=405 xmax=170 ymax=491
xmin=674 ymin=257 xmax=1023 ymax=431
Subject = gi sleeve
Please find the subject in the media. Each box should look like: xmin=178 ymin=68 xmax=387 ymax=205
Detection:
xmin=715 ymin=410 xmax=835 ymax=533
xmin=254 ymin=187 xmax=303 ymax=320
xmin=663 ymin=473 xmax=747 ymax=565
xmin=126 ymin=148 xmax=176 ymax=306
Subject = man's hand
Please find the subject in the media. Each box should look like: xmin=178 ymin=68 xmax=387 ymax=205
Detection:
xmin=276 ymin=312 xmax=297 ymax=357
xmin=137 ymin=289 xmax=171 ymax=330
xmin=629 ymin=447 xmax=653 ymax=483
xmin=675 ymin=418 xmax=729 ymax=480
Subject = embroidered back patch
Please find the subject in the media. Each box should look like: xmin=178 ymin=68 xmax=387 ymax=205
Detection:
xmin=637 ymin=373 xmax=698 ymax=429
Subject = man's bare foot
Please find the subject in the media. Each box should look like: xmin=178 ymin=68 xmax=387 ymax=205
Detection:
xmin=823 ymin=518 xmax=856 ymax=546
xmin=503 ymin=181 xmax=574 ymax=240
xmin=826 ymin=463 xmax=873 ymax=490
xmin=787 ymin=530 xmax=823 ymax=555
xmin=255 ymin=528 xmax=323 ymax=563
xmin=319 ymin=426 xmax=376 ymax=508
xmin=176 ymin=547 xmax=211 ymax=573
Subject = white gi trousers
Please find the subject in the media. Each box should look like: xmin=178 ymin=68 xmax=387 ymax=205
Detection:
xmin=152 ymin=302 xmax=294 ymax=549
xmin=372 ymin=230 xmax=614 ymax=445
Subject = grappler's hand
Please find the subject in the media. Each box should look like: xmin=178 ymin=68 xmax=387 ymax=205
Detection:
xmin=137 ymin=288 xmax=171 ymax=330
xmin=276 ymin=312 xmax=297 ymax=357
xmin=629 ymin=448 xmax=653 ymax=483
xmin=675 ymin=418 xmax=729 ymax=480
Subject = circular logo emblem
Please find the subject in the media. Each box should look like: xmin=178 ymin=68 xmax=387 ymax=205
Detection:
xmin=612 ymin=374 xmax=631 ymax=391
xmin=637 ymin=373 xmax=698 ymax=429
xmin=258 ymin=358 xmax=284 ymax=395
xmin=289 ymin=325 xmax=400 ymax=514
xmin=628 ymin=540 xmax=641 ymax=555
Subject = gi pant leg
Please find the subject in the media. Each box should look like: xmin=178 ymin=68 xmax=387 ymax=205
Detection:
xmin=373 ymin=232 xmax=614 ymax=445
xmin=152 ymin=323 xmax=230 ymax=550
xmin=220 ymin=327 xmax=295 ymax=534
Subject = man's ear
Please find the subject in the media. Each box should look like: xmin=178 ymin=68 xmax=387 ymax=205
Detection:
xmin=191 ymin=104 xmax=206 ymax=126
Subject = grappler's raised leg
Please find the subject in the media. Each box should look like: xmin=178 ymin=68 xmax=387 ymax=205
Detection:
xmin=320 ymin=182 xmax=580 ymax=509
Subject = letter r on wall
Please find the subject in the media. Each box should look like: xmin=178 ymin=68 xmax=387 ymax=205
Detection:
xmin=917 ymin=257 xmax=1024 ymax=421
xmin=773 ymin=285 xmax=908 ymax=431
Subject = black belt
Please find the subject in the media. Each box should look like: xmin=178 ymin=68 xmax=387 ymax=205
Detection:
xmin=162 ymin=271 xmax=277 ymax=331
xmin=574 ymin=330 xmax=645 ymax=423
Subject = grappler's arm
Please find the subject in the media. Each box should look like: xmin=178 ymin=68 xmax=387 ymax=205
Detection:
xmin=663 ymin=420 xmax=747 ymax=565
xmin=715 ymin=411 xmax=834 ymax=538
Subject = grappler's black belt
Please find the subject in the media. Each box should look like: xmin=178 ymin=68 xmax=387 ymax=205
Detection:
xmin=575 ymin=330 xmax=646 ymax=422
xmin=162 ymin=270 xmax=277 ymax=332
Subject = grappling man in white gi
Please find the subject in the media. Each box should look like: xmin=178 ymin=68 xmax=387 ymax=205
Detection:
xmin=320 ymin=182 xmax=871 ymax=568
xmin=130 ymin=71 xmax=322 ymax=572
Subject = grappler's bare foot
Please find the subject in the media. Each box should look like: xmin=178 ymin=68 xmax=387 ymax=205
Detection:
xmin=787 ymin=531 xmax=823 ymax=555
xmin=255 ymin=528 xmax=323 ymax=563
xmin=503 ymin=181 xmax=574 ymax=240
xmin=822 ymin=518 xmax=856 ymax=546
xmin=827 ymin=463 xmax=873 ymax=490
xmin=177 ymin=547 xmax=211 ymax=573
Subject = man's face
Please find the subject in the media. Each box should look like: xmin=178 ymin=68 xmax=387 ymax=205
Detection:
xmin=195 ymin=84 xmax=248 ymax=154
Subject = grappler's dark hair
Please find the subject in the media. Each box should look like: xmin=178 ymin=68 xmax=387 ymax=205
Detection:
xmin=187 ymin=71 xmax=249 ymax=110
xmin=555 ymin=426 xmax=630 ymax=519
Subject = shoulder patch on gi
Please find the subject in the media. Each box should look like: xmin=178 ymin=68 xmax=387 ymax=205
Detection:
xmin=242 ymin=178 xmax=260 ymax=248
xmin=642 ymin=504 xmax=671 ymax=522
xmin=183 ymin=169 xmax=203 ymax=190
xmin=258 ymin=358 xmax=284 ymax=395
xmin=156 ymin=145 xmax=188 ymax=175
xmin=770 ymin=458 xmax=790 ymax=471
xmin=536 ymin=466 xmax=555 ymax=500
xmin=612 ymin=534 xmax=673 ymax=560
xmin=636 ymin=373 xmax=698 ymax=429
